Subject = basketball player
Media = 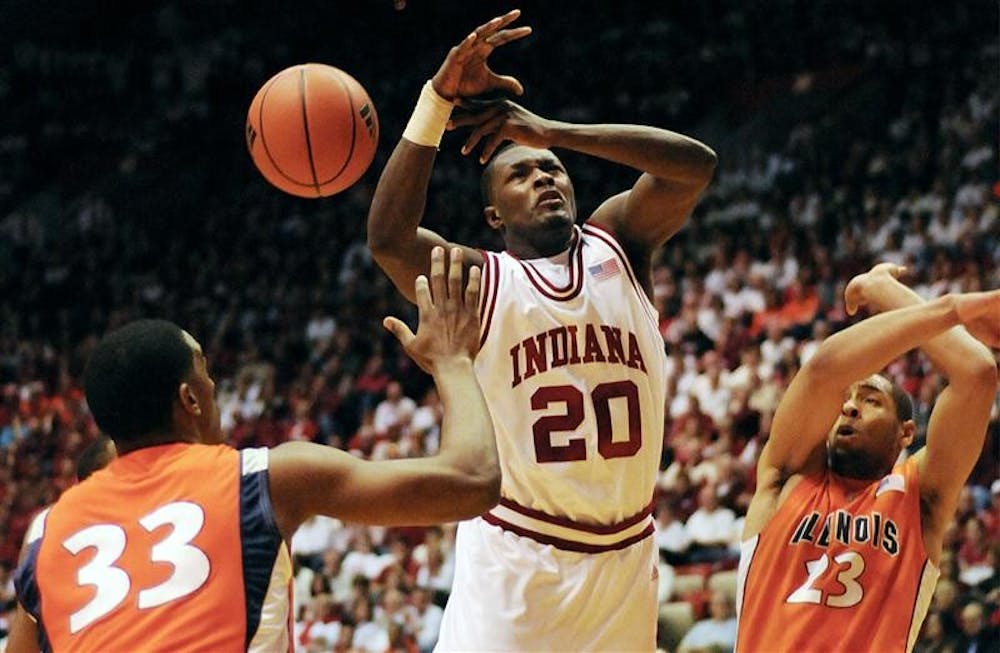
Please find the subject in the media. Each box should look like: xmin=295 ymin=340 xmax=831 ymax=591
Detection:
xmin=736 ymin=264 xmax=999 ymax=653
xmin=10 ymin=247 xmax=498 ymax=652
xmin=366 ymin=10 xmax=717 ymax=651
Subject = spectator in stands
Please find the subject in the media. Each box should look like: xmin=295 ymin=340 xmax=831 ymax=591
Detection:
xmin=410 ymin=586 xmax=444 ymax=653
xmin=684 ymin=484 xmax=737 ymax=563
xmin=407 ymin=387 xmax=442 ymax=456
xmin=350 ymin=597 xmax=390 ymax=653
xmin=373 ymin=381 xmax=417 ymax=440
xmin=291 ymin=515 xmax=341 ymax=571
xmin=957 ymin=516 xmax=993 ymax=588
xmin=981 ymin=480 xmax=1000 ymax=540
xmin=654 ymin=500 xmax=691 ymax=565
xmin=677 ymin=590 xmax=738 ymax=653
xmin=954 ymin=601 xmax=998 ymax=653
xmin=913 ymin=611 xmax=957 ymax=653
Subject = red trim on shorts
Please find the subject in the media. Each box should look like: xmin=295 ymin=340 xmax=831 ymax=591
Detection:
xmin=497 ymin=497 xmax=653 ymax=535
xmin=482 ymin=513 xmax=655 ymax=553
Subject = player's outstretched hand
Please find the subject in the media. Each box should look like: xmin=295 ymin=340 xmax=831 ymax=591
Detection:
xmin=384 ymin=246 xmax=482 ymax=374
xmin=953 ymin=290 xmax=1000 ymax=349
xmin=845 ymin=262 xmax=907 ymax=316
xmin=431 ymin=10 xmax=532 ymax=102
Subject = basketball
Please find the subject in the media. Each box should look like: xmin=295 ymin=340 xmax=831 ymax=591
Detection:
xmin=245 ymin=63 xmax=379 ymax=198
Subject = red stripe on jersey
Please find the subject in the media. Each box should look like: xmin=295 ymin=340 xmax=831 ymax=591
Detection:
xmin=482 ymin=513 xmax=655 ymax=553
xmin=497 ymin=497 xmax=653 ymax=535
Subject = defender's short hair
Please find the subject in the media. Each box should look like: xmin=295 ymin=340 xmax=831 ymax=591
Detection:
xmin=84 ymin=319 xmax=193 ymax=445
xmin=880 ymin=375 xmax=914 ymax=423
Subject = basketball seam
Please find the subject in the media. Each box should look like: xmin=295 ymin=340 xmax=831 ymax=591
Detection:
xmin=319 ymin=70 xmax=357 ymax=186
xmin=299 ymin=67 xmax=321 ymax=196
xmin=256 ymin=74 xmax=314 ymax=190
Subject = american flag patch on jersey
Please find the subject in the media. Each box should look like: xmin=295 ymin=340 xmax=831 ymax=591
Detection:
xmin=588 ymin=258 xmax=621 ymax=280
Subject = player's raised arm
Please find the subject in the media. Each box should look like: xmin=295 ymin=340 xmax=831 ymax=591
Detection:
xmin=845 ymin=264 xmax=998 ymax=561
xmin=749 ymin=289 xmax=1000 ymax=535
xmin=367 ymin=11 xmax=531 ymax=303
xmin=267 ymin=247 xmax=499 ymax=536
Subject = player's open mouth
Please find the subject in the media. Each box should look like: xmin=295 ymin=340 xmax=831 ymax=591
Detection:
xmin=536 ymin=191 xmax=563 ymax=207
xmin=836 ymin=424 xmax=856 ymax=437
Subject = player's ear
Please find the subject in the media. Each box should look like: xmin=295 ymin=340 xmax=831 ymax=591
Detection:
xmin=177 ymin=383 xmax=202 ymax=416
xmin=898 ymin=419 xmax=916 ymax=448
xmin=484 ymin=205 xmax=503 ymax=230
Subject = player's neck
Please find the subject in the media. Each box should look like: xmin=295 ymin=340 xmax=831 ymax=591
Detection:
xmin=505 ymin=229 xmax=574 ymax=260
xmin=831 ymin=468 xmax=889 ymax=493
xmin=115 ymin=430 xmax=198 ymax=456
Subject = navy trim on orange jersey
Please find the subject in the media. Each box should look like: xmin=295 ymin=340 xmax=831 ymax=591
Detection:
xmin=239 ymin=453 xmax=282 ymax=649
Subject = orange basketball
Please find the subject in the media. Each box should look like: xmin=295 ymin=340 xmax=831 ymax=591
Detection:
xmin=245 ymin=63 xmax=379 ymax=198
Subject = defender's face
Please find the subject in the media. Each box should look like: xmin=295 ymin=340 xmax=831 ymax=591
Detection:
xmin=828 ymin=375 xmax=902 ymax=478
xmin=182 ymin=331 xmax=223 ymax=445
xmin=489 ymin=146 xmax=576 ymax=236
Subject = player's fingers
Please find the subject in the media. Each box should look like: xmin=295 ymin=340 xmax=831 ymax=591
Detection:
xmin=462 ymin=114 xmax=507 ymax=156
xmin=447 ymin=248 xmax=464 ymax=307
xmin=414 ymin=274 xmax=433 ymax=314
xmin=485 ymin=26 xmax=532 ymax=49
xmin=429 ymin=246 xmax=447 ymax=306
xmin=477 ymin=10 xmax=521 ymax=37
xmin=449 ymin=31 xmax=479 ymax=64
xmin=465 ymin=265 xmax=482 ymax=309
xmin=478 ymin=128 xmax=510 ymax=164
xmin=889 ymin=265 xmax=907 ymax=279
xmin=493 ymin=9 xmax=524 ymax=31
xmin=383 ymin=317 xmax=416 ymax=348
xmin=447 ymin=104 xmax=503 ymax=130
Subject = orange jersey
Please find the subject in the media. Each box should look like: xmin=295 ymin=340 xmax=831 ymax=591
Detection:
xmin=735 ymin=458 xmax=939 ymax=653
xmin=15 ymin=443 xmax=293 ymax=652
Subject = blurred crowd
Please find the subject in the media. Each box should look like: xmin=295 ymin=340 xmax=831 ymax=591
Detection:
xmin=0 ymin=2 xmax=997 ymax=652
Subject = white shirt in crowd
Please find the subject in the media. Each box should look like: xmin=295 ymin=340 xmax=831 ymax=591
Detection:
xmin=685 ymin=506 xmax=737 ymax=546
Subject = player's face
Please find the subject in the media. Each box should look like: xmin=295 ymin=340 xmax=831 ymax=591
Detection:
xmin=488 ymin=146 xmax=576 ymax=248
xmin=827 ymin=375 xmax=903 ymax=479
xmin=181 ymin=331 xmax=223 ymax=445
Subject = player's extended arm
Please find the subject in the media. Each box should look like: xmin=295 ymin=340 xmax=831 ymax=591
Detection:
xmin=758 ymin=290 xmax=1000 ymax=489
xmin=845 ymin=264 xmax=998 ymax=557
xmin=367 ymin=11 xmax=530 ymax=303
xmin=268 ymin=248 xmax=499 ymax=540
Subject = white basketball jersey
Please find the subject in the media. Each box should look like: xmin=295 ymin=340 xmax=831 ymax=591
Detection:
xmin=475 ymin=221 xmax=668 ymax=550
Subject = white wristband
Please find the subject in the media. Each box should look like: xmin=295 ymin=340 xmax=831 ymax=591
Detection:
xmin=402 ymin=81 xmax=455 ymax=148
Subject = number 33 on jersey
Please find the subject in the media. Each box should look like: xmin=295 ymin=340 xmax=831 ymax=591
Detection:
xmin=15 ymin=444 xmax=293 ymax=652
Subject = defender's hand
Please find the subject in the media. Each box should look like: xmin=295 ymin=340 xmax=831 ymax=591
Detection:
xmin=431 ymin=10 xmax=531 ymax=102
xmin=845 ymin=263 xmax=907 ymax=316
xmin=384 ymin=247 xmax=482 ymax=374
